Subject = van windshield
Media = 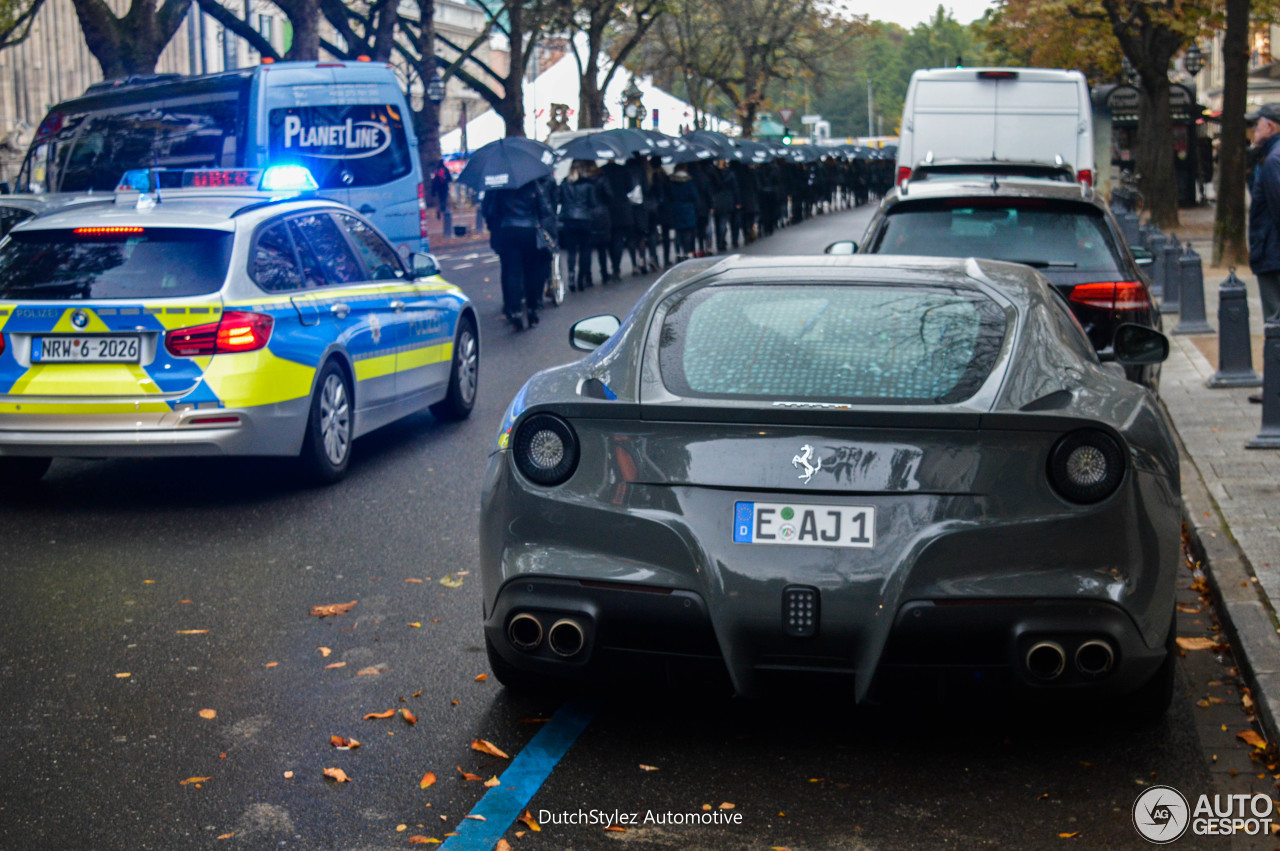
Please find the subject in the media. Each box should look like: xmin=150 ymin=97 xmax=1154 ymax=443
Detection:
xmin=22 ymin=86 xmax=248 ymax=193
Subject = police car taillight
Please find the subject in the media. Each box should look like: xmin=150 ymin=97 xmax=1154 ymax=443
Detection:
xmin=166 ymin=311 xmax=274 ymax=357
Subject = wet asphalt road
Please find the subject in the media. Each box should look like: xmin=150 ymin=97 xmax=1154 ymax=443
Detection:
xmin=0 ymin=204 xmax=1270 ymax=850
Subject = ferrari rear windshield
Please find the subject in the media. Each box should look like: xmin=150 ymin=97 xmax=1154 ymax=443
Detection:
xmin=658 ymin=284 xmax=1006 ymax=404
xmin=0 ymin=228 xmax=232 ymax=299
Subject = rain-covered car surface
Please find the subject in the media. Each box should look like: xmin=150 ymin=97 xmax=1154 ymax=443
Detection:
xmin=480 ymin=255 xmax=1181 ymax=716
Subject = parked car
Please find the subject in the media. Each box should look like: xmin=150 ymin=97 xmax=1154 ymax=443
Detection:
xmin=480 ymin=254 xmax=1179 ymax=719
xmin=896 ymin=67 xmax=1094 ymax=188
xmin=0 ymin=194 xmax=108 ymax=238
xmin=0 ymin=166 xmax=477 ymax=485
xmin=830 ymin=176 xmax=1162 ymax=388
xmin=16 ymin=60 xmax=429 ymax=256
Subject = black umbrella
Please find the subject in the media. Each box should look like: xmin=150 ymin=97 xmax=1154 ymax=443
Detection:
xmin=683 ymin=129 xmax=737 ymax=158
xmin=555 ymin=134 xmax=630 ymax=162
xmin=594 ymin=128 xmax=654 ymax=156
xmin=730 ymin=139 xmax=774 ymax=164
xmin=659 ymin=138 xmax=718 ymax=165
xmin=456 ymin=137 xmax=556 ymax=191
xmin=637 ymin=129 xmax=680 ymax=151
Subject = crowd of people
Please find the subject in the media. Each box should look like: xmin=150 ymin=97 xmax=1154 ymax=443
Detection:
xmin=481 ymin=151 xmax=896 ymax=331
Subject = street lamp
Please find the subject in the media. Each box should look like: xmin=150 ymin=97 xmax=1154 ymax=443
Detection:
xmin=622 ymin=78 xmax=644 ymax=129
xmin=1183 ymin=43 xmax=1205 ymax=77
xmin=1120 ymin=55 xmax=1139 ymax=85
xmin=426 ymin=68 xmax=446 ymax=105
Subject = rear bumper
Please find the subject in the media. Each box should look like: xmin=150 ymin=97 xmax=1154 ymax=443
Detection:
xmin=0 ymin=398 xmax=309 ymax=458
xmin=485 ymin=577 xmax=1168 ymax=701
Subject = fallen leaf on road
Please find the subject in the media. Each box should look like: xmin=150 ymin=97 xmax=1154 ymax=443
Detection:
xmin=409 ymin=622 xmax=422 ymax=628
xmin=496 ymin=841 xmax=513 ymax=851
xmin=484 ymin=776 xmax=501 ymax=787
xmin=701 ymin=804 xmax=712 ymax=811
xmin=1197 ymin=699 xmax=1210 ymax=708
xmin=457 ymin=766 xmax=483 ymax=782
xmin=465 ymin=815 xmax=486 ymax=822
xmin=283 ymin=771 xmax=293 ymax=779
xmin=357 ymin=667 xmax=382 ymax=676
xmin=1244 ymin=692 xmax=1255 ymax=710
xmin=318 ymin=647 xmax=332 ymax=657
xmin=439 ymin=574 xmax=464 ymax=588
xmin=175 ymin=629 xmax=210 ymax=634
xmin=408 ymin=836 xmax=440 ymax=844
xmin=311 ymin=601 xmax=357 ymax=617
xmin=515 ymin=831 xmax=526 ymax=838
xmin=325 ymin=662 xmax=347 ymax=669
xmin=471 ymin=739 xmax=509 ymax=759
xmin=180 ymin=777 xmax=211 ymax=786
xmin=474 ymin=674 xmax=488 ymax=682
xmin=406 ymin=578 xmax=424 ymax=583
xmin=518 ymin=810 xmax=541 ymax=831
xmin=420 ymin=772 xmax=437 ymax=788
xmin=1176 ymin=637 xmax=1217 ymax=651
xmin=364 ymin=709 xmax=396 ymax=719
xmin=605 ymin=825 xmax=626 ymax=832
xmin=322 ymin=767 xmax=352 ymax=783
xmin=639 ymin=764 xmax=658 ymax=772
xmin=330 ymin=735 xmax=360 ymax=749
xmin=217 ymin=832 xmax=234 ymax=839
xmin=719 ymin=803 xmax=735 ymax=810
xmin=1058 ymin=832 xmax=1079 ymax=838
xmin=1238 ymin=730 xmax=1268 ymax=749
xmin=1177 ymin=604 xmax=1203 ymax=614
xmin=1038 ymin=793 xmax=1049 ymax=801
xmin=401 ymin=709 xmax=418 ymax=725
xmin=264 ymin=661 xmax=278 ymax=668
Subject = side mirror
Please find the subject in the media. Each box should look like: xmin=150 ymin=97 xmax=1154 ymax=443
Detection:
xmin=1113 ymin=323 xmax=1169 ymax=365
xmin=570 ymin=314 xmax=621 ymax=352
xmin=1130 ymin=246 xmax=1154 ymax=267
xmin=824 ymin=240 xmax=857 ymax=255
xmin=411 ymin=252 xmax=442 ymax=278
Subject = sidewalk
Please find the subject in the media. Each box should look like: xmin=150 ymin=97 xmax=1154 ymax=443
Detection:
xmin=423 ymin=200 xmax=489 ymax=251
xmin=1156 ymin=205 xmax=1280 ymax=748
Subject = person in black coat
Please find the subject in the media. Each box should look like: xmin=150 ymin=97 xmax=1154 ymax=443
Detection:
xmin=667 ymin=164 xmax=699 ymax=262
xmin=600 ymin=160 xmax=636 ymax=282
xmin=649 ymin=156 xmax=675 ymax=267
xmin=730 ymin=161 xmax=757 ymax=246
xmin=482 ymin=175 xmax=557 ymax=331
xmin=710 ymin=159 xmax=739 ymax=253
xmin=690 ymin=162 xmax=713 ymax=256
xmin=558 ymin=160 xmax=605 ymax=290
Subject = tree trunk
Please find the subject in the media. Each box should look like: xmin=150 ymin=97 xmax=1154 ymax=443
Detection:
xmin=1214 ymin=0 xmax=1250 ymax=266
xmin=277 ymin=0 xmax=319 ymax=60
xmin=72 ymin=0 xmax=192 ymax=77
xmin=1136 ymin=74 xmax=1179 ymax=229
xmin=578 ymin=50 xmax=603 ymax=128
xmin=498 ymin=2 xmax=526 ymax=138
xmin=412 ymin=0 xmax=441 ymax=168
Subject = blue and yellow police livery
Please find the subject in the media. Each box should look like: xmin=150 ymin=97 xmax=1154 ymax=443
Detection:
xmin=0 ymin=167 xmax=479 ymax=484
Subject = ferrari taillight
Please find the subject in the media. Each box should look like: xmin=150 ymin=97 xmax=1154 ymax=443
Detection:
xmin=165 ymin=311 xmax=273 ymax=357
xmin=1069 ymin=281 xmax=1150 ymax=312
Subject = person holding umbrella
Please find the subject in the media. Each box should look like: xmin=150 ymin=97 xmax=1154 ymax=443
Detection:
xmin=459 ymin=138 xmax=559 ymax=331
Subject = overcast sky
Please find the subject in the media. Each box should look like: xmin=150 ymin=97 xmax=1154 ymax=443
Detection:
xmin=842 ymin=0 xmax=996 ymax=28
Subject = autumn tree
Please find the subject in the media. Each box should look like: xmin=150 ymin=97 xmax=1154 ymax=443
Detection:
xmin=70 ymin=0 xmax=192 ymax=77
xmin=193 ymin=0 xmax=321 ymax=60
xmin=552 ymin=0 xmax=665 ymax=129
xmin=0 ymin=0 xmax=46 ymax=50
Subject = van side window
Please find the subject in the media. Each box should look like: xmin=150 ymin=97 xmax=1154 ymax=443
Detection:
xmin=335 ymin=214 xmax=404 ymax=280
xmin=292 ymin=213 xmax=364 ymax=285
xmin=251 ymin=222 xmax=304 ymax=292
xmin=267 ymin=105 xmax=411 ymax=189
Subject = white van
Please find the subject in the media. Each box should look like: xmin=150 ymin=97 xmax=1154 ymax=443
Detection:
xmin=896 ymin=67 xmax=1094 ymax=188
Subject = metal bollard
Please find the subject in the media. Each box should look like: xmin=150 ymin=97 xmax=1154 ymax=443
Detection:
xmin=1246 ymin=320 xmax=1280 ymax=448
xmin=1139 ymin=223 xmax=1157 ymax=250
xmin=1173 ymin=242 xmax=1213 ymax=334
xmin=442 ymin=208 xmax=453 ymax=238
xmin=1160 ymin=234 xmax=1182 ymax=314
xmin=475 ymin=205 xmax=485 ymax=234
xmin=1147 ymin=230 xmax=1168 ymax=299
xmin=1118 ymin=211 xmax=1140 ymax=248
xmin=1208 ymin=269 xmax=1263 ymax=387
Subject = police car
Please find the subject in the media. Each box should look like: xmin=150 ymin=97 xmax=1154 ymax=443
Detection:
xmin=0 ymin=166 xmax=479 ymax=484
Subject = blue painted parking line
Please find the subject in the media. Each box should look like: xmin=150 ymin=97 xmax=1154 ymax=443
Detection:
xmin=439 ymin=698 xmax=601 ymax=850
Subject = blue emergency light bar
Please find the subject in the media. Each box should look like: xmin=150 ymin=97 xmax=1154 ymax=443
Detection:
xmin=115 ymin=166 xmax=318 ymax=194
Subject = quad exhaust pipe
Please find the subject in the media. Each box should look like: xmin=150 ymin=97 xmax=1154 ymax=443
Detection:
xmin=1074 ymin=639 xmax=1115 ymax=677
xmin=1025 ymin=641 xmax=1066 ymax=680
xmin=548 ymin=618 xmax=586 ymax=657
xmin=507 ymin=613 xmax=544 ymax=651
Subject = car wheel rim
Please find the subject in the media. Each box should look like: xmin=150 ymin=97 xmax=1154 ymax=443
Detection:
xmin=457 ymin=330 xmax=478 ymax=405
xmin=319 ymin=374 xmax=350 ymax=466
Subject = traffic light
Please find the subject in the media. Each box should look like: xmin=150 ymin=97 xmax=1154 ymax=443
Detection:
xmin=782 ymin=128 xmax=792 ymax=145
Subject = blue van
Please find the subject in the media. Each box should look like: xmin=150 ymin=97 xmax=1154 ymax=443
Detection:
xmin=15 ymin=60 xmax=428 ymax=255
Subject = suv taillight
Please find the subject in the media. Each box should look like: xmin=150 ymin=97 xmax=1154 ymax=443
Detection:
xmin=1069 ymin=281 xmax=1150 ymax=312
xmin=166 ymin=311 xmax=273 ymax=357
xmin=418 ymin=182 xmax=428 ymax=241
xmin=1077 ymin=169 xmax=1093 ymax=187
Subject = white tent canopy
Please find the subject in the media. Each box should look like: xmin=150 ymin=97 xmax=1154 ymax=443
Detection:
xmin=440 ymin=54 xmax=734 ymax=155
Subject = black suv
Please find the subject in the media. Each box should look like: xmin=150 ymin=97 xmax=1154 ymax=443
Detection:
xmin=831 ymin=176 xmax=1160 ymax=388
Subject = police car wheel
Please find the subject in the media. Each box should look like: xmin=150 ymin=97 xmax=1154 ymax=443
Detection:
xmin=430 ymin=316 xmax=478 ymax=422
xmin=300 ymin=361 xmax=353 ymax=484
xmin=0 ymin=456 xmax=52 ymax=484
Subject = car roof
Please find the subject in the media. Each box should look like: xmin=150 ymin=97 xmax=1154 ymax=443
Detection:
xmin=10 ymin=194 xmax=348 ymax=233
xmin=887 ymin=176 xmax=1102 ymax=208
